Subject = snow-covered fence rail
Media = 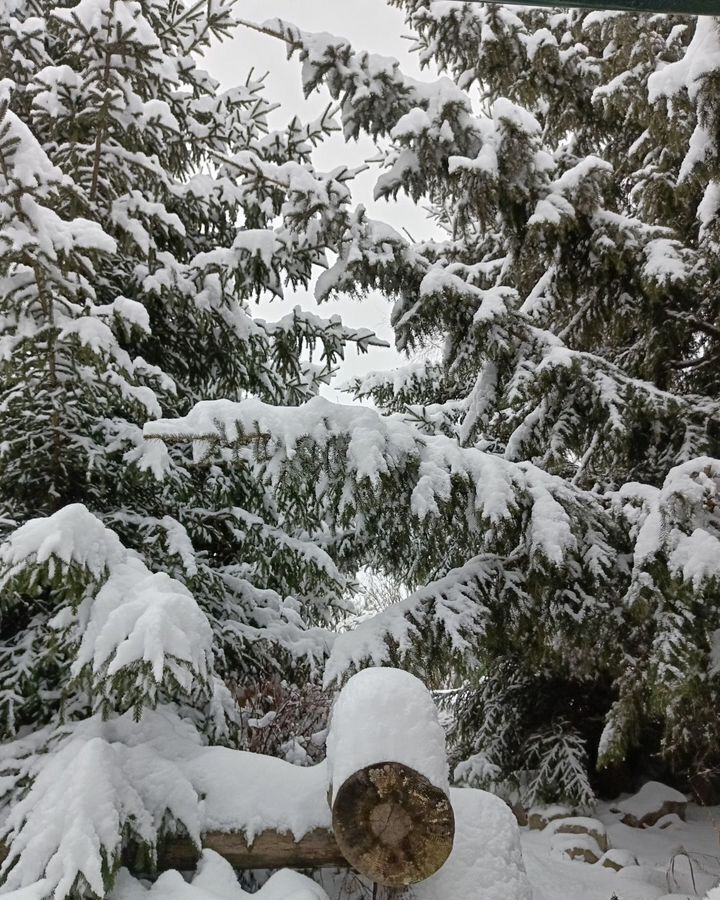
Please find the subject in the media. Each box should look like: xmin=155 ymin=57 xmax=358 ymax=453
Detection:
xmin=156 ymin=828 xmax=345 ymax=872
xmin=157 ymin=669 xmax=454 ymax=887
xmin=0 ymin=669 xmax=533 ymax=899
xmin=157 ymin=669 xmax=455 ymax=885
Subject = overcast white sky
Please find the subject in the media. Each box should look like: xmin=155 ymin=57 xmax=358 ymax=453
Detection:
xmin=206 ymin=1 xmax=439 ymax=398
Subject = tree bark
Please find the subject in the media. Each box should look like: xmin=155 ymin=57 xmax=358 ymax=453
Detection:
xmin=0 ymin=830 xmax=346 ymax=876
xmin=156 ymin=828 xmax=346 ymax=871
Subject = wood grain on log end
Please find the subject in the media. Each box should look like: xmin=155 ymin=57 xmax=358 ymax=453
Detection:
xmin=331 ymin=761 xmax=454 ymax=887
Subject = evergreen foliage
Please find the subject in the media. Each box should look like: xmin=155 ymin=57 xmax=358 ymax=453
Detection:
xmin=0 ymin=0 xmax=384 ymax=893
xmin=182 ymin=6 xmax=720 ymax=808
xmin=0 ymin=0 xmax=388 ymax=737
xmin=1 ymin=0 xmax=720 ymax=895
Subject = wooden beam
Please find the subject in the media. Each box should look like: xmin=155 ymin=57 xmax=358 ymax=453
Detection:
xmin=0 ymin=672 xmax=455 ymax=886
xmin=480 ymin=0 xmax=719 ymax=14
xmin=0 ymin=830 xmax=347 ymax=877
xmin=157 ymin=828 xmax=346 ymax=872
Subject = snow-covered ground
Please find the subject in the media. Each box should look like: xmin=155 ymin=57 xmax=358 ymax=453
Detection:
xmin=522 ymin=801 xmax=720 ymax=900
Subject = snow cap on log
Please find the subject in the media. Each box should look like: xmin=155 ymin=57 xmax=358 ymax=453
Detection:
xmin=326 ymin=667 xmax=454 ymax=887
xmin=326 ymin=668 xmax=449 ymax=798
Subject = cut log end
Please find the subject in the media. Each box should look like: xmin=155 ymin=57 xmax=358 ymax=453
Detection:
xmin=331 ymin=761 xmax=454 ymax=888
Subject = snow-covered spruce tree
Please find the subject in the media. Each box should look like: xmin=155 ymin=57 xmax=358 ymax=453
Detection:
xmin=159 ymin=8 xmax=720 ymax=808
xmin=0 ymin=0 xmax=390 ymax=894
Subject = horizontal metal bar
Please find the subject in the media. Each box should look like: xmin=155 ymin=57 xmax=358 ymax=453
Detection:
xmin=479 ymin=0 xmax=719 ymax=14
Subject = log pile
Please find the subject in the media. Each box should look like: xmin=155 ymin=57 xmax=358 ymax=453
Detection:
xmin=164 ymin=668 xmax=455 ymax=888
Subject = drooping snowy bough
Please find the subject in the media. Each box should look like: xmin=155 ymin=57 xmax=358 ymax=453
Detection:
xmin=326 ymin=668 xmax=454 ymax=887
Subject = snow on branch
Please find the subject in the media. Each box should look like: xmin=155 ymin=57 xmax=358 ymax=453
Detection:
xmin=648 ymin=18 xmax=720 ymax=181
xmin=618 ymin=456 xmax=720 ymax=593
xmin=144 ymin=396 xmax=616 ymax=681
xmin=343 ymin=361 xmax=444 ymax=406
xmin=0 ymin=505 xmax=214 ymax=715
xmin=0 ymin=504 xmax=126 ymax=585
xmin=73 ymin=559 xmax=213 ymax=709
xmin=324 ymin=554 xmax=502 ymax=684
xmin=143 ymin=395 xmax=588 ymax=553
